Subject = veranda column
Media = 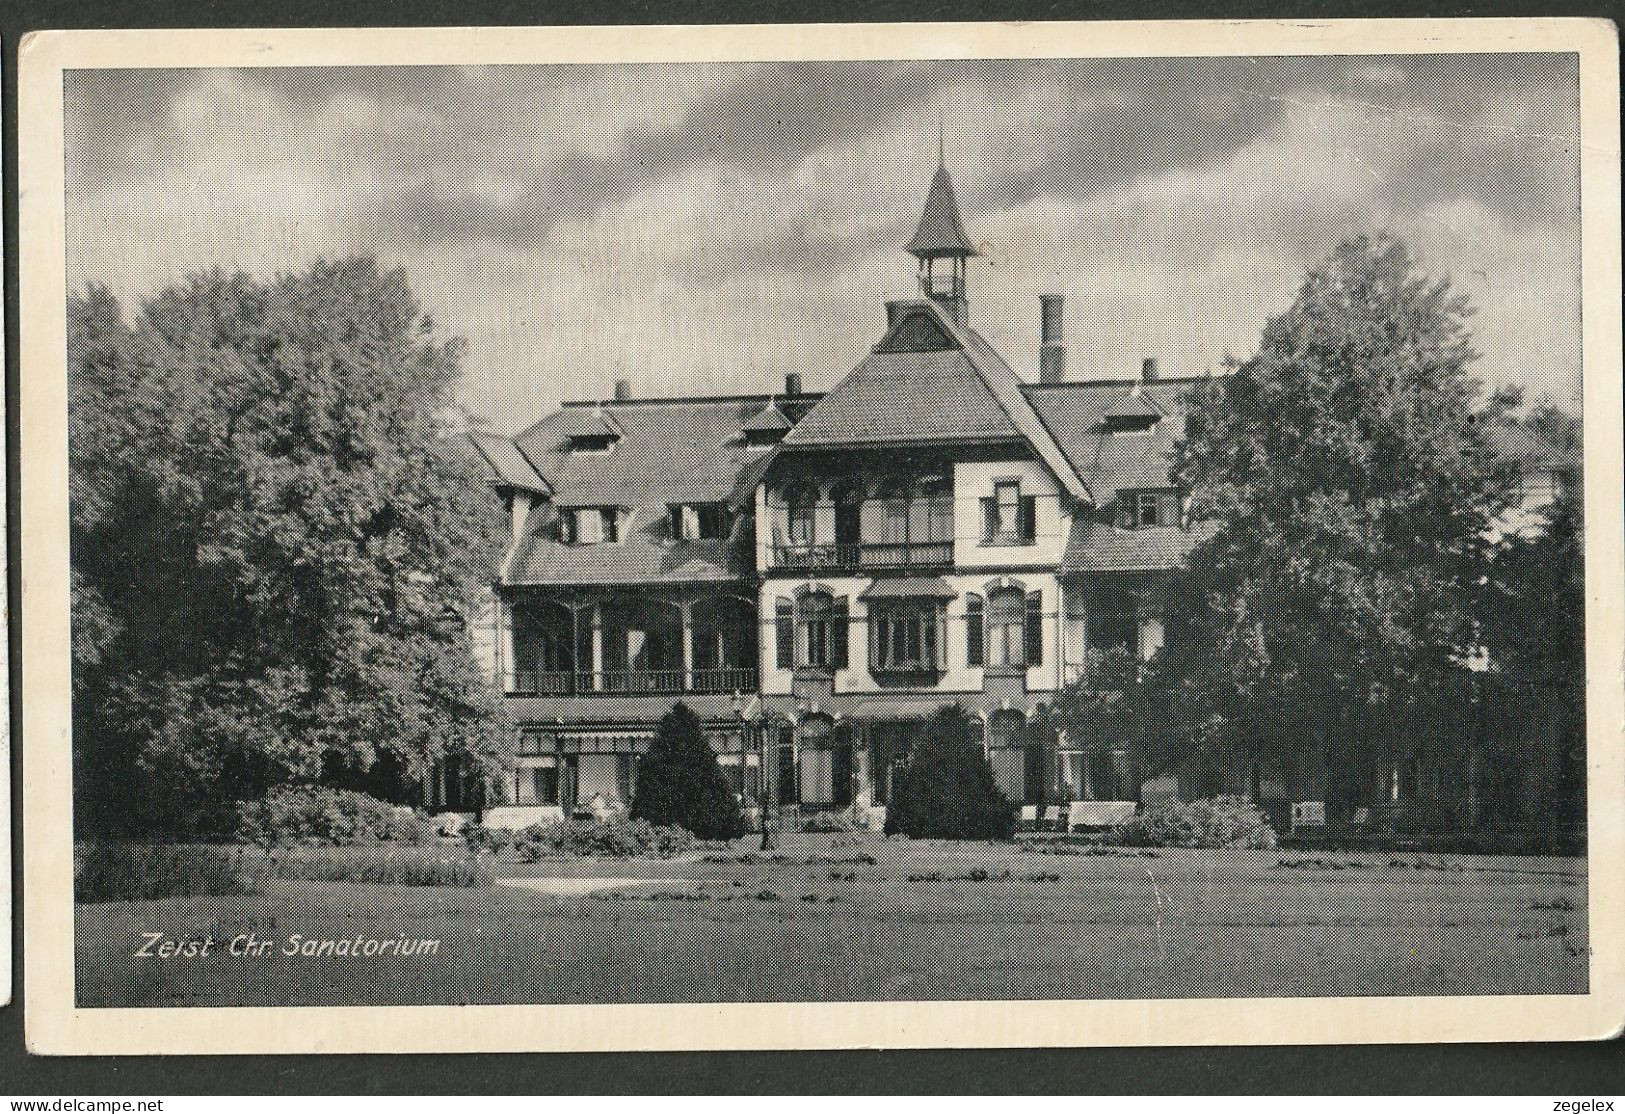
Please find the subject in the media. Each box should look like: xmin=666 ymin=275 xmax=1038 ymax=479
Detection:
xmin=681 ymin=599 xmax=695 ymax=692
xmin=591 ymin=602 xmax=604 ymax=692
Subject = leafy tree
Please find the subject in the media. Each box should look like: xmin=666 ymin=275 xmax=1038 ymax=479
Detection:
xmin=1477 ymin=413 xmax=1584 ymax=841
xmin=1139 ymin=235 xmax=1519 ymax=814
xmin=69 ymin=258 xmax=511 ymax=837
xmin=884 ymin=706 xmax=1015 ymax=840
xmin=630 ymin=702 xmax=745 ymax=840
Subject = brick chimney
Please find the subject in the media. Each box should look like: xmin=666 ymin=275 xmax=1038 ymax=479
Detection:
xmin=1039 ymin=295 xmax=1066 ymax=384
xmin=614 ymin=378 xmax=632 ymax=401
xmin=1141 ymin=357 xmax=1160 ymax=383
xmin=785 ymin=372 xmax=803 ymax=397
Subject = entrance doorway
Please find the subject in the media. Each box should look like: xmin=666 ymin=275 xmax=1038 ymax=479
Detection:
xmin=869 ymin=720 xmax=916 ymax=805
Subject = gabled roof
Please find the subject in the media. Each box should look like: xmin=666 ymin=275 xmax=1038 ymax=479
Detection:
xmin=1102 ymin=391 xmax=1167 ymax=424
xmin=741 ymin=402 xmax=792 ymax=434
xmin=780 ymin=299 xmax=1093 ymax=501
xmin=467 ymin=431 xmax=552 ymax=494
xmin=552 ymin=406 xmax=622 ymax=441
xmin=906 ymin=162 xmax=978 ymax=258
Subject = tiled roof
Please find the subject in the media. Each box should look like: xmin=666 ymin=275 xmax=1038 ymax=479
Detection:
xmin=1024 ymin=379 xmax=1199 ymax=506
xmin=467 ymin=431 xmax=551 ymax=493
xmin=741 ymin=403 xmax=792 ymax=433
xmin=906 ymin=163 xmax=978 ymax=258
xmin=1060 ymin=519 xmax=1218 ymax=574
xmin=552 ymin=406 xmax=622 ymax=440
xmin=781 ymin=299 xmax=1092 ymax=500
xmin=515 ymin=396 xmax=794 ymax=507
xmin=506 ymin=507 xmax=747 ymax=586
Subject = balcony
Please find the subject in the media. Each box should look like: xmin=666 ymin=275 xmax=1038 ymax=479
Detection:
xmin=506 ymin=667 xmax=759 ymax=698
xmin=770 ymin=540 xmax=953 ymax=572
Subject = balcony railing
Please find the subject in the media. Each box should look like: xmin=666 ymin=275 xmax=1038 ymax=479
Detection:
xmin=506 ymin=667 xmax=759 ymax=697
xmin=771 ymin=540 xmax=953 ymax=571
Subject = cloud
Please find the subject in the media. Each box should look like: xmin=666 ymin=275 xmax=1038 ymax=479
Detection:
xmin=64 ymin=54 xmax=1582 ymax=432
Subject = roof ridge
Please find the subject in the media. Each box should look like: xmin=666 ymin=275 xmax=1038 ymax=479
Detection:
xmin=921 ymin=301 xmax=1094 ymax=503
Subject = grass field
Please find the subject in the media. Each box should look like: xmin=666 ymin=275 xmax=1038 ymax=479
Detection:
xmin=76 ymin=834 xmax=1589 ymax=1007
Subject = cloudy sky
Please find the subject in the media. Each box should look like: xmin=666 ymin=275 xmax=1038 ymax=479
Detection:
xmin=66 ymin=55 xmax=1581 ymax=434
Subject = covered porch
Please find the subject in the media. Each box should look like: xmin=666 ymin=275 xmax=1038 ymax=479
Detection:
xmin=503 ymin=589 xmax=759 ymax=697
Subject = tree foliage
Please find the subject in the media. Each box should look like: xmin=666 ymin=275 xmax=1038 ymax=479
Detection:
xmin=629 ymin=702 xmax=745 ymax=841
xmin=884 ymin=706 xmax=1015 ymax=840
xmin=69 ymin=258 xmax=511 ymax=836
xmin=1131 ymin=236 xmax=1521 ymax=800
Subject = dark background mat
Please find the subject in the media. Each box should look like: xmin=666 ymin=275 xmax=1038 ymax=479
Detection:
xmin=5 ymin=0 xmax=1622 ymax=1091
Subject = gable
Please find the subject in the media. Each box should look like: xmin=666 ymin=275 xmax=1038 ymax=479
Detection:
xmin=875 ymin=309 xmax=956 ymax=354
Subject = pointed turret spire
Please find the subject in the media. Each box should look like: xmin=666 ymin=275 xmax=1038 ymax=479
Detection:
xmin=906 ymin=142 xmax=978 ymax=259
xmin=906 ymin=133 xmax=976 ymax=324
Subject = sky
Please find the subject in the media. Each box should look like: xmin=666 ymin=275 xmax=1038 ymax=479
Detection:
xmin=65 ymin=55 xmax=1582 ymax=434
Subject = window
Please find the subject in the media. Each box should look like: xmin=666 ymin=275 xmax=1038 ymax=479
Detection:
xmin=965 ymin=593 xmax=984 ymax=666
xmin=718 ymin=754 xmax=761 ymax=801
xmin=796 ymin=591 xmax=848 ymax=670
xmin=562 ymin=507 xmax=621 ymax=544
xmin=981 ymin=480 xmax=1037 ymax=544
xmin=1087 ymin=589 xmax=1141 ymax=659
xmin=514 ymin=762 xmax=560 ymax=806
xmin=670 ymin=503 xmax=728 ymax=541
xmin=986 ymin=587 xmax=1042 ymax=668
xmin=869 ymin=601 xmax=946 ymax=672
xmin=1117 ymin=489 xmax=1181 ymax=530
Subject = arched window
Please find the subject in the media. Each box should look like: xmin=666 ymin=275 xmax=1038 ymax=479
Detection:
xmin=987 ymin=587 xmax=1027 ymax=668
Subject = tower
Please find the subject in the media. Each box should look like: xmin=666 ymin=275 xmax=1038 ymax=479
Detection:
xmin=905 ymin=135 xmax=977 ymax=326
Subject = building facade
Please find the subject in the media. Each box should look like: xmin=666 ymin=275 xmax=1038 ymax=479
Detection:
xmin=457 ymin=154 xmax=1578 ymax=840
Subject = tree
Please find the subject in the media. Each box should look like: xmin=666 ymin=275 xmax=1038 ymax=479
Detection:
xmin=1144 ymin=235 xmax=1519 ymax=814
xmin=884 ymin=706 xmax=1015 ymax=840
xmin=630 ymin=702 xmax=745 ymax=840
xmin=69 ymin=258 xmax=512 ymax=837
xmin=1477 ymin=408 xmax=1585 ymax=843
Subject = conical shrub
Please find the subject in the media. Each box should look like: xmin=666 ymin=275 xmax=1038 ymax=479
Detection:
xmin=630 ymin=701 xmax=745 ymax=841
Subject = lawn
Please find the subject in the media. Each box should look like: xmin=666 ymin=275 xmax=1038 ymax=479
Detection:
xmin=75 ymin=834 xmax=1589 ymax=1007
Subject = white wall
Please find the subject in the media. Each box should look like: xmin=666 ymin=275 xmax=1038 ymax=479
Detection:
xmin=757 ymin=573 xmax=1063 ymax=697
xmin=952 ymin=459 xmax=1068 ymax=569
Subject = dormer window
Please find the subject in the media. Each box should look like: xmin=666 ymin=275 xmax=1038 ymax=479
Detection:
xmin=669 ymin=502 xmax=729 ymax=541
xmin=742 ymin=402 xmax=792 ymax=448
xmin=1102 ymin=391 xmax=1165 ymax=434
xmin=560 ymin=507 xmax=623 ymax=544
xmin=1116 ymin=489 xmax=1181 ymax=530
xmin=568 ymin=433 xmax=617 ymax=453
xmin=559 ymin=406 xmax=621 ymax=452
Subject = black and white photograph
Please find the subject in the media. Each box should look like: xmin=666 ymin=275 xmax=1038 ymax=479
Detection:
xmin=16 ymin=20 xmax=1622 ymax=1053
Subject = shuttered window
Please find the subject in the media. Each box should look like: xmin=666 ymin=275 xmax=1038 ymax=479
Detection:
xmin=1025 ymin=591 xmax=1044 ymax=666
xmin=830 ymin=595 xmax=850 ymax=669
xmin=965 ymin=593 xmax=984 ymax=666
xmin=775 ymin=597 xmax=794 ymax=668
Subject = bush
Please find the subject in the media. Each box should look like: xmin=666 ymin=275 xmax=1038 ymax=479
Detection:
xmin=511 ymin=818 xmax=698 ymax=860
xmin=1111 ymin=795 xmax=1278 ymax=849
xmin=259 ymin=845 xmax=492 ymax=886
xmin=800 ymin=809 xmax=861 ymax=833
xmin=76 ymin=842 xmax=253 ymax=902
xmin=232 ymin=785 xmax=433 ymax=846
xmin=630 ymin=702 xmax=745 ymax=840
xmin=461 ymin=822 xmax=519 ymax=854
xmin=75 ymin=841 xmax=491 ymax=901
xmin=885 ymin=706 xmax=1016 ymax=841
